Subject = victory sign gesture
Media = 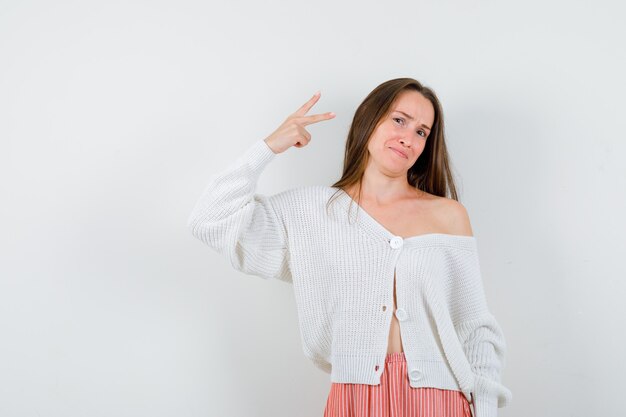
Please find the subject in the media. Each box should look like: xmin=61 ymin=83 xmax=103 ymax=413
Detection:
xmin=264 ymin=91 xmax=336 ymax=154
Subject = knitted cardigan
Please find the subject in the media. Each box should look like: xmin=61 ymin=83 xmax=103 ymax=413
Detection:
xmin=187 ymin=138 xmax=513 ymax=417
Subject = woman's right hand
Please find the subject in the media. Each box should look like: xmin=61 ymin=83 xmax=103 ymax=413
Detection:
xmin=264 ymin=91 xmax=336 ymax=154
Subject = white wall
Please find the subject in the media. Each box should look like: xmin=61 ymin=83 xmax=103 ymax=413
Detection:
xmin=1 ymin=1 xmax=625 ymax=416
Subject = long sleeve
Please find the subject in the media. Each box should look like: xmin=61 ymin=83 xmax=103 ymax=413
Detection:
xmin=456 ymin=314 xmax=511 ymax=417
xmin=451 ymin=249 xmax=513 ymax=417
xmin=186 ymin=138 xmax=292 ymax=283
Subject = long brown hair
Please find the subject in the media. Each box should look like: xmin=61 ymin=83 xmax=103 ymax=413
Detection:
xmin=326 ymin=77 xmax=459 ymax=215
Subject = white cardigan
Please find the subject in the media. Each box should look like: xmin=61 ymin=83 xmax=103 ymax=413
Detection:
xmin=187 ymin=138 xmax=513 ymax=417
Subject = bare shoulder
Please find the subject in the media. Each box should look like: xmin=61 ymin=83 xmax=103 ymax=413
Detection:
xmin=422 ymin=192 xmax=474 ymax=237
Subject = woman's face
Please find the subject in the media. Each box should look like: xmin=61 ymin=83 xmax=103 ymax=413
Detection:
xmin=366 ymin=90 xmax=435 ymax=174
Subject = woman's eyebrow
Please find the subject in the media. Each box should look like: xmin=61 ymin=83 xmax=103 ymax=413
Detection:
xmin=393 ymin=110 xmax=431 ymax=131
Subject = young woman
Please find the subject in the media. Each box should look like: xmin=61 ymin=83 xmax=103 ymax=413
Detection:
xmin=187 ymin=78 xmax=512 ymax=417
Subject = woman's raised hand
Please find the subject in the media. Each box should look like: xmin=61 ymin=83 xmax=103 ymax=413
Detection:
xmin=264 ymin=91 xmax=336 ymax=154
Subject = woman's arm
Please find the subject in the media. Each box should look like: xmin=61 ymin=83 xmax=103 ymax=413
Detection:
xmin=187 ymin=138 xmax=292 ymax=282
xmin=187 ymin=92 xmax=334 ymax=282
xmin=447 ymin=243 xmax=513 ymax=417
xmin=456 ymin=311 xmax=511 ymax=417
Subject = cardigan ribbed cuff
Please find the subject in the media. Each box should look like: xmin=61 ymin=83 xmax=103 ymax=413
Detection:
xmin=238 ymin=138 xmax=277 ymax=172
xmin=473 ymin=394 xmax=498 ymax=417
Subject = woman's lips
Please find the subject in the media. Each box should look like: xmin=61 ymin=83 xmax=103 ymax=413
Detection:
xmin=389 ymin=147 xmax=408 ymax=159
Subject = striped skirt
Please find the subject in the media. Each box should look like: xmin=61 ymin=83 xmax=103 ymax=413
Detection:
xmin=323 ymin=352 xmax=473 ymax=417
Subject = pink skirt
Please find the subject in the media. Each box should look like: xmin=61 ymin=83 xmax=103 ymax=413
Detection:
xmin=323 ymin=352 xmax=472 ymax=417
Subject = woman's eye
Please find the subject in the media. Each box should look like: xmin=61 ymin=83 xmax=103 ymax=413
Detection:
xmin=394 ymin=117 xmax=427 ymax=138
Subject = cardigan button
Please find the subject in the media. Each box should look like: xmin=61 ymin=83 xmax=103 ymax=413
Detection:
xmin=409 ymin=369 xmax=423 ymax=381
xmin=389 ymin=236 xmax=403 ymax=249
xmin=395 ymin=308 xmax=407 ymax=321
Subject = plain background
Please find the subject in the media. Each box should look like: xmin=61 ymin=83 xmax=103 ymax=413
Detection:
xmin=1 ymin=1 xmax=625 ymax=416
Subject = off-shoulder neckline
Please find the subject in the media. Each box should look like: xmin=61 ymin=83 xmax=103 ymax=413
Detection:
xmin=327 ymin=186 xmax=477 ymax=249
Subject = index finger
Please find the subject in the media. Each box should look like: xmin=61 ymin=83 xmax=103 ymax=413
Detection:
xmin=294 ymin=91 xmax=322 ymax=117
